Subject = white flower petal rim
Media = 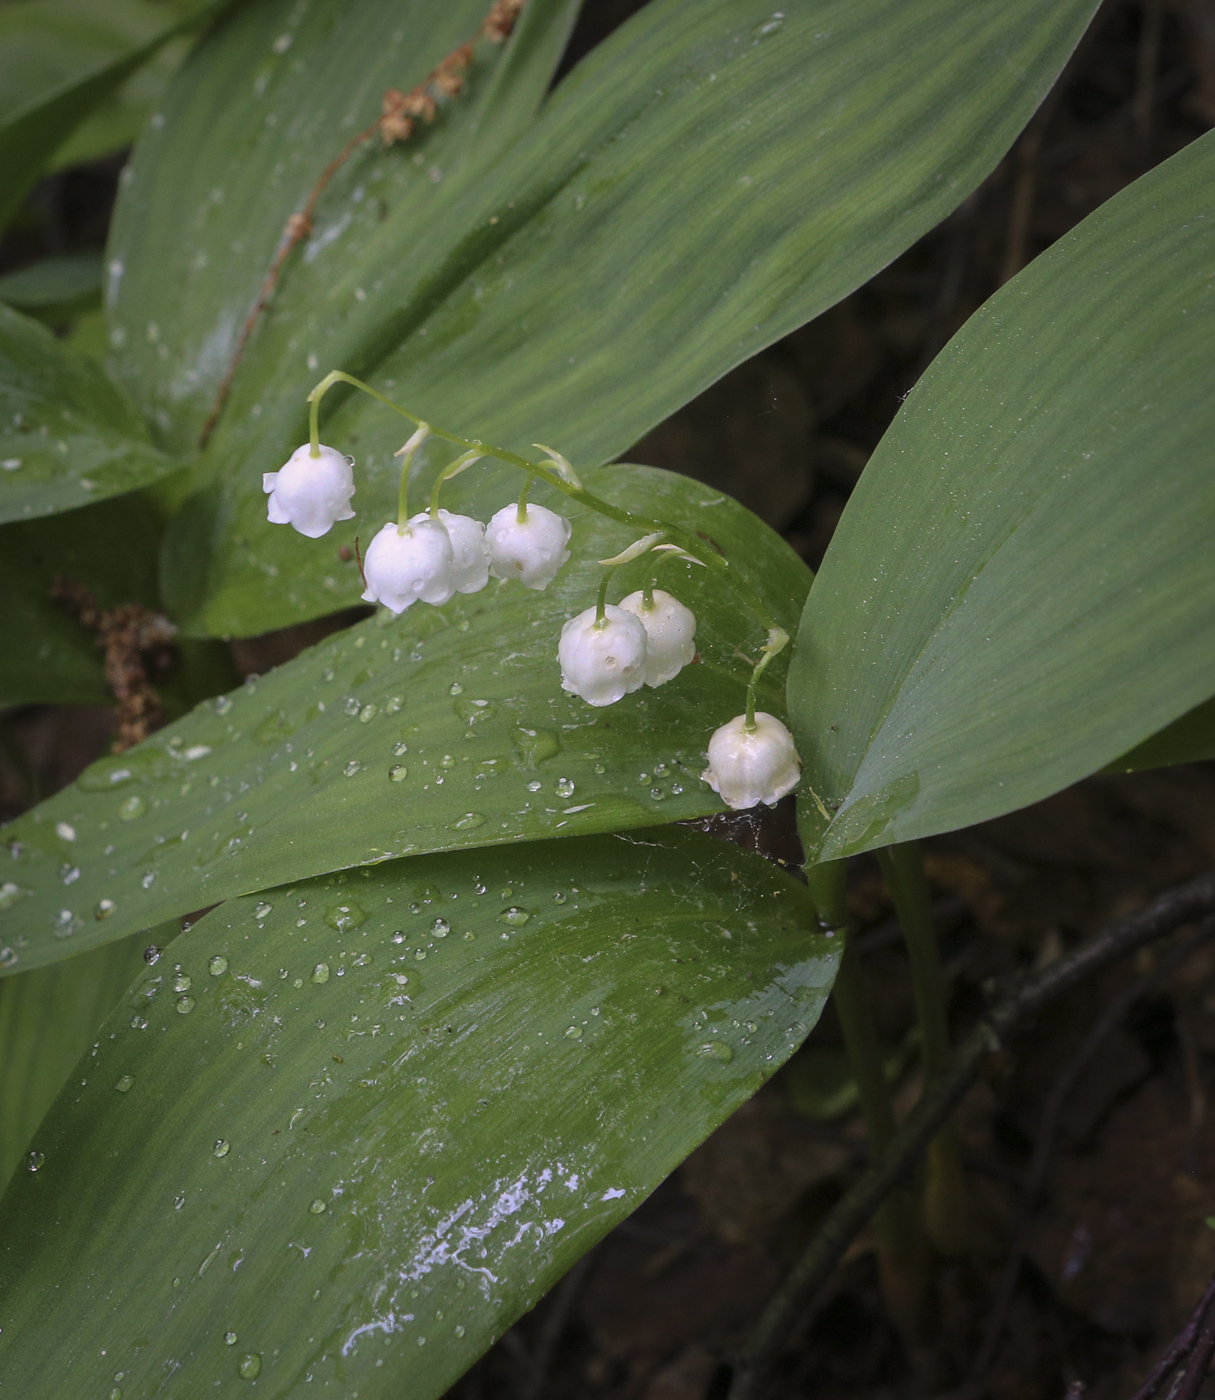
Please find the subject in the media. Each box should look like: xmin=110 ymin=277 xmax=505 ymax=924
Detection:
xmin=360 ymin=518 xmax=455 ymax=614
xmin=618 ymin=589 xmax=696 ymax=687
xmin=558 ymin=605 xmax=648 ymax=707
xmin=701 ymin=712 xmax=801 ymax=810
xmin=263 ymin=443 xmax=355 ymax=538
xmin=486 ymin=502 xmax=572 ymax=591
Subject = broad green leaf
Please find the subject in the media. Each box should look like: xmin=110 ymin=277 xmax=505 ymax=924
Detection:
xmin=788 ymin=131 xmax=1215 ymax=860
xmin=0 ymin=466 xmax=810 ymax=972
xmin=0 ymin=0 xmax=227 ymax=232
xmin=0 ymin=491 xmax=164 ymax=707
xmin=0 ymin=303 xmax=183 ymax=524
xmin=1106 ymin=696 xmax=1215 ymax=775
xmin=104 ymin=0 xmax=1099 ymax=635
xmin=0 ymin=829 xmax=837 ymax=1398
xmin=0 ymin=932 xmax=148 ymax=1190
xmin=0 ymin=252 xmax=102 ymax=313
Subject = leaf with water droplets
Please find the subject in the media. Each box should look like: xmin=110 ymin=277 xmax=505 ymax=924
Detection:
xmin=0 ymin=467 xmax=809 ymax=972
xmin=0 ymin=828 xmax=837 ymax=1399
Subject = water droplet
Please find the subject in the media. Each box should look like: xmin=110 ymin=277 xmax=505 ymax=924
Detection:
xmin=650 ymin=787 xmax=665 ymax=801
xmin=498 ymin=907 xmax=531 ymax=927
xmin=389 ymin=764 xmax=408 ymax=781
xmin=130 ymin=1015 xmax=148 ymax=1030
xmin=114 ymin=1075 xmax=134 ymax=1093
xmin=554 ymin=891 xmax=567 ymax=904
xmin=431 ymin=918 xmax=450 ymax=937
xmin=393 ymin=741 xmax=409 ymax=756
xmin=344 ymin=759 xmax=362 ymax=777
xmin=358 ymin=703 xmax=378 ymax=723
xmin=414 ymin=950 xmax=427 ymax=961
xmin=26 ymin=1150 xmax=45 ymax=1171
xmin=451 ymin=812 xmax=486 ymax=830
xmin=225 ymin=1332 xmax=238 ymax=1346
xmin=176 ymin=995 xmax=195 ymax=1014
xmin=209 ymin=955 xmax=229 ymax=976
xmin=514 ymin=726 xmax=560 ymax=764
xmin=455 ymin=1324 xmax=465 ymax=1337
xmin=752 ymin=11 xmax=785 ymax=37
xmin=699 ymin=1041 xmax=734 ymax=1063
xmin=593 ymin=762 xmax=606 ymax=775
xmin=213 ymin=1139 xmax=230 ymax=1158
xmin=238 ymin=1353 xmax=261 ymax=1380
xmin=173 ymin=972 xmax=192 ymax=992
xmin=564 ymin=1026 xmax=583 ymax=1039
xmin=0 ymin=882 xmax=24 ymax=911
xmin=55 ymin=821 xmax=76 ymax=841
xmin=440 ymin=753 xmax=455 ymax=769
xmin=254 ymin=901 xmax=273 ymax=919
xmin=94 ymin=898 xmax=116 ymax=919
xmin=118 ymin=795 xmax=147 ymax=821
xmin=556 ymin=777 xmax=575 ymax=798
xmin=143 ymin=944 xmax=161 ymax=965
xmin=215 ymin=695 xmax=233 ymax=715
xmin=392 ymin=931 xmax=405 ymax=944
xmin=671 ymin=783 xmax=684 ymax=795
xmin=325 ymin=903 xmax=365 ymax=932
xmin=0 ymin=946 xmax=16 ymax=969
xmin=449 ymin=682 xmax=463 ymax=695
xmin=526 ymin=780 xmax=542 ymax=793
xmin=309 ymin=1198 xmax=327 ymax=1214
xmin=311 ymin=963 xmax=330 ymax=984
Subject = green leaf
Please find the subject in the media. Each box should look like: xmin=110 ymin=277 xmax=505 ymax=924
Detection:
xmin=0 ymin=829 xmax=837 ymax=1398
xmin=0 ymin=303 xmax=185 ymax=524
xmin=0 ymin=252 xmax=102 ymax=313
xmin=0 ymin=465 xmax=810 ymax=972
xmin=788 ymin=131 xmax=1215 ymax=860
xmin=105 ymin=0 xmax=1098 ymax=635
xmin=1106 ymin=695 xmax=1215 ymax=775
xmin=0 ymin=490 xmax=164 ymax=707
xmin=0 ymin=932 xmax=149 ymax=1190
xmin=0 ymin=0 xmax=227 ymax=232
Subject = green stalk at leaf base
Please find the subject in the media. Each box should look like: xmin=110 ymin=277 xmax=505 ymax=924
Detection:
xmin=806 ymin=860 xmax=930 ymax=1340
xmin=877 ymin=842 xmax=972 ymax=1257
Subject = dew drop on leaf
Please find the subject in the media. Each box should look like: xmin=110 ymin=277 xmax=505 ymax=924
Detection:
xmin=26 ymin=1150 xmax=44 ymax=1172
xmin=311 ymin=963 xmax=330 ymax=984
xmin=114 ymin=1075 xmax=134 ymax=1093
xmin=175 ymin=995 xmax=195 ymax=1014
xmin=213 ymin=1140 xmax=230 ymax=1158
xmin=238 ymin=1354 xmax=261 ymax=1379
xmin=254 ymin=902 xmax=273 ymax=919
xmin=209 ymin=955 xmax=229 ymax=976
xmin=389 ymin=764 xmax=408 ymax=781
xmin=309 ymin=1199 xmax=327 ymax=1214
xmin=498 ymin=907 xmax=531 ymax=927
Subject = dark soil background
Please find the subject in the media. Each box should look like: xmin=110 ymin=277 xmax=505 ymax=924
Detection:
xmin=3 ymin=2 xmax=1215 ymax=1398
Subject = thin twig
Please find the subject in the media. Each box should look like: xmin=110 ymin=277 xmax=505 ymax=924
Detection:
xmin=727 ymin=871 xmax=1215 ymax=1400
xmin=939 ymin=924 xmax=1215 ymax=1400
xmin=1130 ymin=1267 xmax=1215 ymax=1400
xmin=197 ymin=0 xmax=526 ymax=449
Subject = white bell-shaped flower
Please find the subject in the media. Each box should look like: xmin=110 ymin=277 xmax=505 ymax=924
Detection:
xmin=618 ymin=589 xmax=696 ymax=687
xmin=558 ymin=605 xmax=648 ymax=707
xmin=361 ymin=518 xmax=454 ymax=614
xmin=435 ymin=509 xmax=490 ymax=594
xmin=701 ymin=712 xmax=801 ymax=810
xmin=263 ymin=444 xmax=355 ymax=538
xmin=486 ymin=503 xmax=571 ymax=590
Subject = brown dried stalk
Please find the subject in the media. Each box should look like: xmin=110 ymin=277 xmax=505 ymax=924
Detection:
xmin=197 ymin=0 xmax=526 ymax=450
xmin=51 ymin=576 xmax=177 ymax=753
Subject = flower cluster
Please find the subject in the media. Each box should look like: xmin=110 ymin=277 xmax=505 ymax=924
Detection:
xmin=263 ymin=380 xmax=802 ymax=810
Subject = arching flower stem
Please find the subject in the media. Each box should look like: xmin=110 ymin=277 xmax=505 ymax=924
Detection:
xmin=305 ymin=369 xmax=780 ymax=635
xmin=428 ymin=449 xmax=484 ymax=518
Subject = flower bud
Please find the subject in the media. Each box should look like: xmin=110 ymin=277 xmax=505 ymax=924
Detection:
xmin=701 ymin=713 xmax=801 ymax=810
xmin=361 ymin=518 xmax=454 ymax=614
xmin=435 ymin=509 xmax=490 ymax=594
xmin=618 ymin=589 xmax=696 ymax=687
xmin=558 ymin=605 xmax=648 ymax=707
xmin=486 ymin=503 xmax=571 ymax=590
xmin=263 ymin=444 xmax=355 ymax=538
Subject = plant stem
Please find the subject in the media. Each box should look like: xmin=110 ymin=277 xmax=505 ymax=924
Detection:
xmin=878 ymin=841 xmax=971 ymax=1256
xmin=303 ymin=370 xmax=780 ymax=634
xmin=516 ymin=473 xmax=532 ymax=522
xmin=595 ymin=565 xmax=618 ymax=624
xmin=744 ymin=628 xmax=789 ymax=728
xmin=806 ymin=861 xmax=928 ymax=1337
